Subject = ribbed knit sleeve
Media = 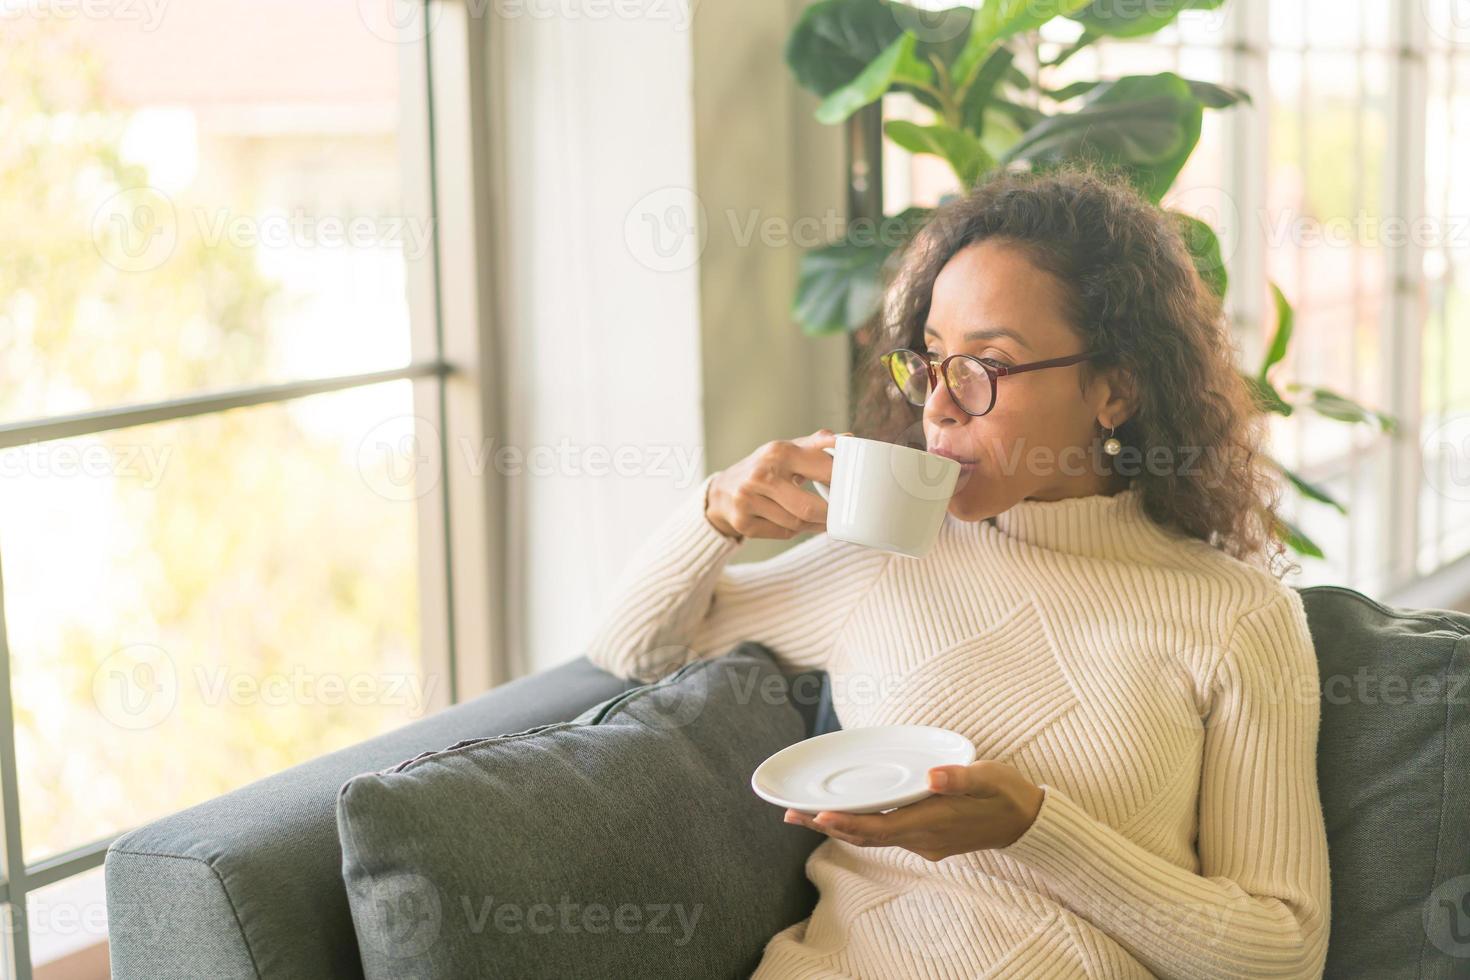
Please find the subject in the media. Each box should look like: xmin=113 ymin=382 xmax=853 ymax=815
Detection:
xmin=585 ymin=473 xmax=892 ymax=684
xmin=995 ymin=587 xmax=1331 ymax=979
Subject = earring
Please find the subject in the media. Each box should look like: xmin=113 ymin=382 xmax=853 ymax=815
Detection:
xmin=1102 ymin=425 xmax=1122 ymax=456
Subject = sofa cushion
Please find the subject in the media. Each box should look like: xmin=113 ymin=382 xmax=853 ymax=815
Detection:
xmin=1298 ymin=585 xmax=1470 ymax=978
xmin=337 ymin=642 xmax=823 ymax=980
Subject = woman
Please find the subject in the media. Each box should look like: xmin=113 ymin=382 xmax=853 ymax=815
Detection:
xmin=587 ymin=167 xmax=1330 ymax=979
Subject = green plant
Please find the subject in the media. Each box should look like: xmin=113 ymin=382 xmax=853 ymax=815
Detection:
xmin=784 ymin=0 xmax=1396 ymax=558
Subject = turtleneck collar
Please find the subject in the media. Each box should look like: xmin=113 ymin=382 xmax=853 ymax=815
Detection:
xmin=969 ymin=485 xmax=1183 ymax=561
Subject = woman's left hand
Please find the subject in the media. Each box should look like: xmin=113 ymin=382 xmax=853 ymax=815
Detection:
xmin=783 ymin=760 xmax=1045 ymax=862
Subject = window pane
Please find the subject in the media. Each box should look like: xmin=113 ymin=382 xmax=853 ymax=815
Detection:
xmin=1419 ymin=24 xmax=1470 ymax=571
xmin=1 ymin=381 xmax=430 ymax=862
xmin=27 ymin=867 xmax=107 ymax=976
xmin=0 ymin=910 xmax=13 ymax=980
xmin=1262 ymin=2 xmax=1395 ymax=584
xmin=0 ymin=6 xmax=419 ymax=425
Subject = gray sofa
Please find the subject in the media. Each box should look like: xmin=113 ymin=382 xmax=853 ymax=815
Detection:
xmin=105 ymin=584 xmax=1470 ymax=979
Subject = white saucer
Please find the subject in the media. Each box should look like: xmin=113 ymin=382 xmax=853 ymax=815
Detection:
xmin=751 ymin=725 xmax=976 ymax=814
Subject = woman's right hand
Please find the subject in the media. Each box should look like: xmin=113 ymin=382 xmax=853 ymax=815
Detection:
xmin=704 ymin=429 xmax=840 ymax=541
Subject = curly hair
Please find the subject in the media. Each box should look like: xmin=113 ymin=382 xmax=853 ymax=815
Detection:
xmin=853 ymin=165 xmax=1294 ymax=578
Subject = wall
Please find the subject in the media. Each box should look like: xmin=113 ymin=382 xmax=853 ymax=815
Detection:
xmin=484 ymin=2 xmax=848 ymax=674
xmin=691 ymin=0 xmax=851 ymax=564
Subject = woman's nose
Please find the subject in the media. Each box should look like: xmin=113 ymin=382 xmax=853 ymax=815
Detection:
xmin=923 ymin=374 xmax=965 ymax=426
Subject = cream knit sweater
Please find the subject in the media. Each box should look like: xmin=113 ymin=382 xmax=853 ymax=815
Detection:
xmin=586 ymin=473 xmax=1331 ymax=979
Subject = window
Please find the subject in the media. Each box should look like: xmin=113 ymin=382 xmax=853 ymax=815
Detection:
xmin=0 ymin=4 xmax=459 ymax=975
xmin=1418 ymin=1 xmax=1470 ymax=576
xmin=883 ymin=1 xmax=1470 ymax=598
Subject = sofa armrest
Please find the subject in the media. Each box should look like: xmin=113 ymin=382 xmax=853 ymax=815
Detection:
xmin=105 ymin=656 xmax=636 ymax=980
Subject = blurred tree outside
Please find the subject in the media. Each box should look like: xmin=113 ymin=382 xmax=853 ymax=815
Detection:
xmin=0 ymin=22 xmax=423 ymax=861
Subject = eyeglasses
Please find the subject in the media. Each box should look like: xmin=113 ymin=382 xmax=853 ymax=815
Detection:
xmin=880 ymin=346 xmax=1101 ymax=417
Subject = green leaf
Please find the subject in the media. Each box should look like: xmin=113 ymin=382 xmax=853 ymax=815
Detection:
xmin=1169 ymin=212 xmax=1227 ymax=298
xmin=786 ymin=0 xmax=978 ymax=114
xmin=989 ymin=97 xmax=1047 ymax=132
xmin=1267 ymin=456 xmax=1348 ymax=514
xmin=1003 ymin=64 xmax=1032 ymax=89
xmin=1068 ymin=0 xmax=1226 ymax=38
xmin=953 ymin=0 xmax=1094 ymax=89
xmin=785 ymin=0 xmax=905 ymax=97
xmin=1046 ymin=79 xmax=1102 ymax=102
xmin=892 ymin=3 xmax=977 ymax=69
xmin=793 ymin=242 xmax=886 ymax=336
xmin=1047 ymin=77 xmax=1249 ymax=109
xmin=885 ymin=121 xmax=994 ymax=185
xmin=959 ymin=45 xmax=1015 ymax=131
xmin=816 ymin=32 xmax=933 ymax=125
xmin=977 ymin=107 xmax=1024 ymax=160
xmin=1286 ymin=385 xmax=1399 ymax=433
xmin=1242 ymin=373 xmax=1294 ymax=416
xmin=894 ymin=5 xmax=986 ymax=115
xmin=792 ymin=207 xmax=932 ymax=335
xmin=1001 ymin=72 xmax=1204 ymax=202
xmin=1273 ymin=513 xmax=1325 ymax=559
xmin=1043 ymin=30 xmax=1098 ymax=67
xmin=1186 ymin=79 xmax=1251 ymax=108
xmin=1258 ymin=282 xmax=1293 ymax=381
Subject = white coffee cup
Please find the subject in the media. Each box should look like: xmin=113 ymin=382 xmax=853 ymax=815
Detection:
xmin=811 ymin=435 xmax=961 ymax=558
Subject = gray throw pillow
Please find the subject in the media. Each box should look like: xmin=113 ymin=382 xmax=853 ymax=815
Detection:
xmin=337 ymin=642 xmax=823 ymax=980
xmin=1299 ymin=585 xmax=1470 ymax=978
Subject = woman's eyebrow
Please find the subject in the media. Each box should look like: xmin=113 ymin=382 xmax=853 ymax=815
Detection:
xmin=922 ymin=324 xmax=1033 ymax=351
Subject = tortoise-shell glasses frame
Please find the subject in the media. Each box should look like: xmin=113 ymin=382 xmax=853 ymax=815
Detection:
xmin=880 ymin=347 xmax=1102 ymax=417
